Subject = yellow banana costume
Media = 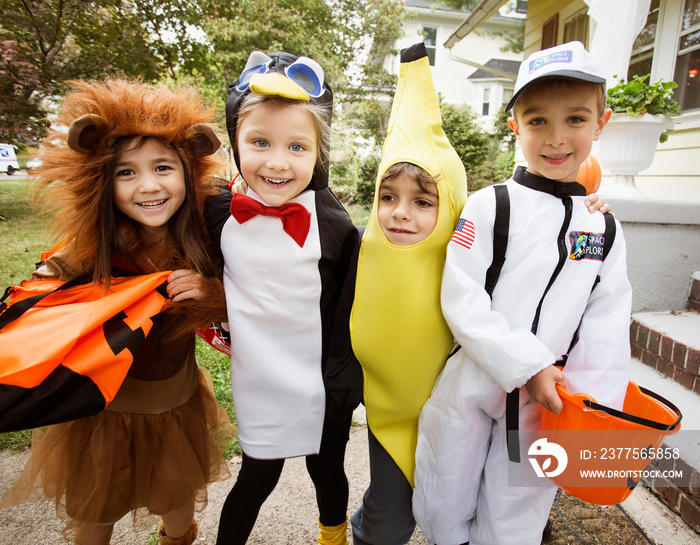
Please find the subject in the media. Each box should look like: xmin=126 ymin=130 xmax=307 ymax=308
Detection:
xmin=350 ymin=43 xmax=467 ymax=485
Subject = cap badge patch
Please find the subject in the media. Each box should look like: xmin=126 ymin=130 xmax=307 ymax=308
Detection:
xmin=530 ymin=50 xmax=573 ymax=73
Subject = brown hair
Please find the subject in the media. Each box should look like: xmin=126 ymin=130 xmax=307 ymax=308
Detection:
xmin=512 ymin=78 xmax=607 ymax=119
xmin=380 ymin=162 xmax=439 ymax=198
xmin=32 ymin=78 xmax=223 ymax=285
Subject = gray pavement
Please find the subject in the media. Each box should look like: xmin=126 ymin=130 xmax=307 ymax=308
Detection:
xmin=0 ymin=171 xmax=29 ymax=180
xmin=1 ymin=415 xmax=698 ymax=544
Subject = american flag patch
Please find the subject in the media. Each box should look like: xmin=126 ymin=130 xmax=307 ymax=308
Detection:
xmin=452 ymin=218 xmax=476 ymax=249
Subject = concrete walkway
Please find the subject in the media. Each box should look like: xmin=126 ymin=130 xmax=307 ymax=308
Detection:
xmin=1 ymin=411 xmax=698 ymax=544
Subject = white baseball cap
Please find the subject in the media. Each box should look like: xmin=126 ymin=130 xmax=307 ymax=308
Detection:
xmin=506 ymin=41 xmax=605 ymax=112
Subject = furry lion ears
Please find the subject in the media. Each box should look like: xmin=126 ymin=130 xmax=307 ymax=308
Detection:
xmin=66 ymin=114 xmax=221 ymax=157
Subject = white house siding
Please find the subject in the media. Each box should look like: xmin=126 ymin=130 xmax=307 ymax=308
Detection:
xmin=637 ymin=125 xmax=700 ymax=201
xmin=390 ymin=2 xmax=523 ymax=131
xmin=521 ymin=0 xmax=700 ymax=202
xmin=521 ymin=0 xmax=590 ymax=54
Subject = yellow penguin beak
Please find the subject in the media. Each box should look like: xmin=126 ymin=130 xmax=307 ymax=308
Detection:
xmin=249 ymin=72 xmax=311 ymax=102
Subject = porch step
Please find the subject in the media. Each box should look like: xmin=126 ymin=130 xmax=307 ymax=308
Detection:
xmin=690 ymin=271 xmax=700 ymax=312
xmin=631 ymin=271 xmax=700 ymax=394
xmin=631 ymin=310 xmax=700 ymax=394
xmin=630 ymin=358 xmax=700 ymax=535
xmin=626 ymin=272 xmax=700 ymax=533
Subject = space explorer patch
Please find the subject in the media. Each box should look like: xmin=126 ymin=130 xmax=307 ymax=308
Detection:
xmin=569 ymin=231 xmax=605 ymax=261
xmin=529 ymin=49 xmax=572 ymax=73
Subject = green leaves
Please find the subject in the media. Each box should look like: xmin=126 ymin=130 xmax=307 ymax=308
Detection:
xmin=440 ymin=100 xmax=490 ymax=170
xmin=607 ymin=75 xmax=681 ymax=117
xmin=0 ymin=0 xmax=164 ymax=142
xmin=607 ymin=74 xmax=681 ymax=143
xmin=2 ymin=0 xmax=407 ymax=146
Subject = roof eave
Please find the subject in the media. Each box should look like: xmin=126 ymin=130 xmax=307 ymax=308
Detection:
xmin=443 ymin=0 xmax=512 ymax=48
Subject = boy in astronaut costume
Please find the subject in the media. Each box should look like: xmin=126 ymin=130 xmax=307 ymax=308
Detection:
xmin=412 ymin=41 xmax=633 ymax=545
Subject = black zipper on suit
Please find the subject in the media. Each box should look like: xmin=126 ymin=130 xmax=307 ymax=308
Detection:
xmin=531 ymin=196 xmax=574 ymax=335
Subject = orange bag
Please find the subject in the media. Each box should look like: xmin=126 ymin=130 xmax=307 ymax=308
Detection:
xmin=539 ymin=382 xmax=682 ymax=505
xmin=0 ymin=272 xmax=171 ymax=432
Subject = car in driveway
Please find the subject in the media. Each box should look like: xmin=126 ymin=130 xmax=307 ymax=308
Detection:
xmin=0 ymin=144 xmax=20 ymax=175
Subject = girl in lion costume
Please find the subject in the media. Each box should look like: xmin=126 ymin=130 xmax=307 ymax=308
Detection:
xmin=1 ymin=78 xmax=233 ymax=545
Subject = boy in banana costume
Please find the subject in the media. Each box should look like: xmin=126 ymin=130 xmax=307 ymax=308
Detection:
xmin=349 ymin=42 xmax=467 ymax=544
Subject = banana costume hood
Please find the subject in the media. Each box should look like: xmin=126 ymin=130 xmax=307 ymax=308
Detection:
xmin=350 ymin=43 xmax=467 ymax=484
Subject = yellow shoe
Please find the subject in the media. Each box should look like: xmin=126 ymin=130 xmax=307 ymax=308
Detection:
xmin=318 ymin=516 xmax=349 ymax=545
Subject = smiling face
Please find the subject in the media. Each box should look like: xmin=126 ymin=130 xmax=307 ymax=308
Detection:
xmin=377 ymin=169 xmax=439 ymax=247
xmin=509 ymin=81 xmax=609 ymax=183
xmin=112 ymin=138 xmax=186 ymax=242
xmin=236 ymin=100 xmax=319 ymax=207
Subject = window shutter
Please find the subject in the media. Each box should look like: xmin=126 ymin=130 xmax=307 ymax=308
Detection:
xmin=541 ymin=14 xmax=559 ymax=49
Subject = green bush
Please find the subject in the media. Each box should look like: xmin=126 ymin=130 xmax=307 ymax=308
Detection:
xmin=355 ymin=154 xmax=380 ymax=206
xmin=440 ymin=102 xmax=514 ymax=192
xmin=329 ymin=157 xmax=359 ymax=203
xmin=493 ymin=150 xmax=516 ymax=183
xmin=466 ymin=151 xmax=513 ymax=193
xmin=493 ymin=105 xmax=516 ymax=153
xmin=440 ymin=101 xmax=491 ymax=174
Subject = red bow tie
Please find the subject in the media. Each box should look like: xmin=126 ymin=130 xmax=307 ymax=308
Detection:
xmin=229 ymin=193 xmax=311 ymax=247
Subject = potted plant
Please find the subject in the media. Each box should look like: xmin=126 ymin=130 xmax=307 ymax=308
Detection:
xmin=597 ymin=74 xmax=680 ymax=198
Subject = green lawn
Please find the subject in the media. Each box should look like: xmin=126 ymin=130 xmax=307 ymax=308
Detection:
xmin=345 ymin=202 xmax=371 ymax=226
xmin=0 ymin=179 xmax=51 ymax=285
xmin=0 ymin=179 xmax=51 ymax=450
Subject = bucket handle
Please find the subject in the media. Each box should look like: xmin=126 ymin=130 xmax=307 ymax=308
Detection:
xmin=583 ymin=385 xmax=682 ymax=431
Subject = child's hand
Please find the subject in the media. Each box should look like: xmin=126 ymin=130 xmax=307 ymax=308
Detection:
xmin=524 ymin=365 xmax=565 ymax=414
xmin=166 ymin=269 xmax=205 ymax=301
xmin=232 ymin=179 xmax=248 ymax=195
xmin=585 ymin=193 xmax=611 ymax=214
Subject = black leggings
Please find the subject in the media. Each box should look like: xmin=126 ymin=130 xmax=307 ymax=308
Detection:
xmin=216 ymin=415 xmax=351 ymax=544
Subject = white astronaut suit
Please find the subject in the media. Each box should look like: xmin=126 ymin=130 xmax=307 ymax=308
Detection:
xmin=412 ymin=167 xmax=633 ymax=545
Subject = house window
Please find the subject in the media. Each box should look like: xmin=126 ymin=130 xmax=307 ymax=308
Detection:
xmin=563 ymin=10 xmax=589 ymax=47
xmin=422 ymin=26 xmax=437 ymax=66
xmin=628 ymin=0 xmax=659 ymax=80
xmin=541 ymin=14 xmax=558 ymax=49
xmin=482 ymin=88 xmax=491 ymax=116
xmin=674 ymin=0 xmax=700 ymax=111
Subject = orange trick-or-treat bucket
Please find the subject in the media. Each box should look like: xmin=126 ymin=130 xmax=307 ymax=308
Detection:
xmin=538 ymin=382 xmax=682 ymax=505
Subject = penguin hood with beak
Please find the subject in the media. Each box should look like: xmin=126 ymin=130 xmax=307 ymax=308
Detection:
xmin=226 ymin=50 xmax=333 ymax=192
xmin=350 ymin=42 xmax=468 ymax=485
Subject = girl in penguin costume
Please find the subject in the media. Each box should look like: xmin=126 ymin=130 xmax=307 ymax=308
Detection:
xmin=349 ymin=43 xmax=468 ymax=545
xmin=203 ymin=51 xmax=362 ymax=545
